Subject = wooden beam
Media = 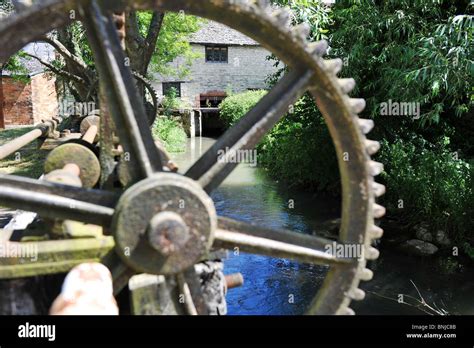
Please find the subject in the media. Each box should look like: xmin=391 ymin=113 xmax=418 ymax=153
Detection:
xmin=0 ymin=70 xmax=5 ymax=129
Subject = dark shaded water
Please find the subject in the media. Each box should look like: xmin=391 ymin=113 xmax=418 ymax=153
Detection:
xmin=175 ymin=137 xmax=474 ymax=315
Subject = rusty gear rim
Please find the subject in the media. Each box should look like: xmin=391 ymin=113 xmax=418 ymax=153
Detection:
xmin=0 ymin=0 xmax=386 ymax=315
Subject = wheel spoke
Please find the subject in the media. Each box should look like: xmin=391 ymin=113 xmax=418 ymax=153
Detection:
xmin=218 ymin=216 xmax=336 ymax=251
xmin=0 ymin=174 xmax=119 ymax=206
xmin=214 ymin=217 xmax=353 ymax=266
xmin=102 ymin=250 xmax=136 ymax=296
xmin=0 ymin=174 xmax=116 ymax=226
xmin=80 ymin=0 xmax=163 ymax=180
xmin=185 ymin=69 xmax=314 ymax=193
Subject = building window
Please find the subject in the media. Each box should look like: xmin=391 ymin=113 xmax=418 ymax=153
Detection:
xmin=162 ymin=82 xmax=181 ymax=98
xmin=205 ymin=45 xmax=228 ymax=63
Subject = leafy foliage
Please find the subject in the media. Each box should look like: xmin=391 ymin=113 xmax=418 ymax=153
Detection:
xmin=270 ymin=0 xmax=333 ymax=41
xmin=258 ymin=95 xmax=339 ymax=191
xmin=261 ymin=1 xmax=337 ymax=189
xmin=0 ymin=0 xmax=12 ymax=14
xmin=267 ymin=0 xmax=333 ymax=84
xmin=161 ymin=87 xmax=187 ymax=116
xmin=1 ymin=51 xmax=31 ymax=82
xmin=330 ymin=0 xmax=473 ymax=126
xmin=151 ymin=116 xmax=187 ymax=153
xmin=327 ymin=0 xmax=473 ymax=241
xmin=142 ymin=12 xmax=203 ymax=78
xmin=57 ymin=11 xmax=203 ymax=77
xmin=259 ymin=0 xmax=473 ymax=241
xmin=377 ymin=135 xmax=473 ymax=239
xmin=219 ymin=88 xmax=339 ymax=190
xmin=219 ymin=90 xmax=268 ymax=127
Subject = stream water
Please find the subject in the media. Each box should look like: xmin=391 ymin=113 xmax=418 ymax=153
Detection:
xmin=174 ymin=137 xmax=474 ymax=315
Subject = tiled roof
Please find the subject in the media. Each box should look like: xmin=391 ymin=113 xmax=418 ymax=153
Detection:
xmin=188 ymin=20 xmax=259 ymax=46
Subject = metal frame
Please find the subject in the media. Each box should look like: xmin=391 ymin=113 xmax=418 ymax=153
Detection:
xmin=0 ymin=0 xmax=385 ymax=315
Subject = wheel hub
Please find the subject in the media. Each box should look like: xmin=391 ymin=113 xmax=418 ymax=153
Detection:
xmin=112 ymin=173 xmax=217 ymax=275
xmin=147 ymin=211 xmax=190 ymax=256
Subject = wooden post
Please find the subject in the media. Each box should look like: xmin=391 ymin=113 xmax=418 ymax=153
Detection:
xmin=190 ymin=110 xmax=195 ymax=138
xmin=129 ymin=274 xmax=184 ymax=315
xmin=0 ymin=70 xmax=5 ymax=129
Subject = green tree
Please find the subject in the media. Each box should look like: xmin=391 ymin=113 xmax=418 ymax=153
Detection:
xmin=261 ymin=0 xmax=338 ymax=190
xmin=260 ymin=0 xmax=473 ymax=242
xmin=330 ymin=0 xmax=473 ymax=135
xmin=1 ymin=2 xmax=202 ymax=102
xmin=127 ymin=11 xmax=202 ymax=77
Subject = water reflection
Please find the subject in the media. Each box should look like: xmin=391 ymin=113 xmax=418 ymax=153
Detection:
xmin=173 ymin=137 xmax=474 ymax=315
xmin=174 ymin=137 xmax=332 ymax=315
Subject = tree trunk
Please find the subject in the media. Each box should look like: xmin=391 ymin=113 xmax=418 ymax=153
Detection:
xmin=125 ymin=11 xmax=164 ymax=76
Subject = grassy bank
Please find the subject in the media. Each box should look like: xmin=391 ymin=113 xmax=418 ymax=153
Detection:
xmin=151 ymin=116 xmax=187 ymax=153
xmin=0 ymin=127 xmax=48 ymax=178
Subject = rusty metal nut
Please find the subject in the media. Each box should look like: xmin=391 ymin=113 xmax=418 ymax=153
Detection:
xmin=147 ymin=211 xmax=190 ymax=256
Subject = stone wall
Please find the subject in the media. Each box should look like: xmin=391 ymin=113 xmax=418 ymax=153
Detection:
xmin=154 ymin=44 xmax=278 ymax=107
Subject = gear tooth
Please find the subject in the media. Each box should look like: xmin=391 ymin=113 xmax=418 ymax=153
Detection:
xmin=369 ymin=160 xmax=384 ymax=176
xmin=358 ymin=118 xmax=374 ymax=134
xmin=308 ymin=40 xmax=328 ymax=56
xmin=273 ymin=8 xmax=292 ymax=27
xmin=340 ymin=307 xmax=356 ymax=315
xmin=324 ymin=58 xmax=343 ymax=74
xmin=366 ymin=246 xmax=380 ymax=260
xmin=295 ymin=22 xmax=311 ymax=40
xmin=370 ymin=225 xmax=384 ymax=239
xmin=373 ymin=203 xmax=386 ymax=218
xmin=365 ymin=139 xmax=381 ymax=155
xmin=373 ymin=182 xmax=386 ymax=197
xmin=349 ymin=98 xmax=366 ymax=113
xmin=348 ymin=288 xmax=365 ymax=301
xmin=338 ymin=78 xmax=355 ymax=93
xmin=257 ymin=0 xmax=270 ymax=8
xmin=360 ymin=268 xmax=374 ymax=281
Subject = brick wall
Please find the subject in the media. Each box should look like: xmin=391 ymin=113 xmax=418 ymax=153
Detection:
xmin=1 ymin=77 xmax=33 ymax=126
xmin=0 ymin=73 xmax=57 ymax=126
xmin=31 ymin=73 xmax=58 ymax=123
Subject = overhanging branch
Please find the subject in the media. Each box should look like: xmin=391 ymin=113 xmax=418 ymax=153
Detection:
xmin=39 ymin=36 xmax=90 ymax=72
xmin=24 ymin=53 xmax=87 ymax=87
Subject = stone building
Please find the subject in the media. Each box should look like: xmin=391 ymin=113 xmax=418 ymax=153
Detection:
xmin=0 ymin=43 xmax=58 ymax=128
xmin=155 ymin=20 xmax=278 ymax=105
xmin=153 ymin=20 xmax=278 ymax=134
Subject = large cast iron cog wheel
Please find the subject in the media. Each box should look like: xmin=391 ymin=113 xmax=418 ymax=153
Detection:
xmin=0 ymin=0 xmax=386 ymax=315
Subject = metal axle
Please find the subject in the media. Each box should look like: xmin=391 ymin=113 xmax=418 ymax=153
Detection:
xmin=0 ymin=120 xmax=58 ymax=160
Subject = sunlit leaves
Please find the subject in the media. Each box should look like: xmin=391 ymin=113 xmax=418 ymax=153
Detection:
xmin=137 ymin=12 xmax=203 ymax=78
xmin=330 ymin=0 xmax=473 ymax=126
xmin=270 ymin=0 xmax=333 ymax=41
